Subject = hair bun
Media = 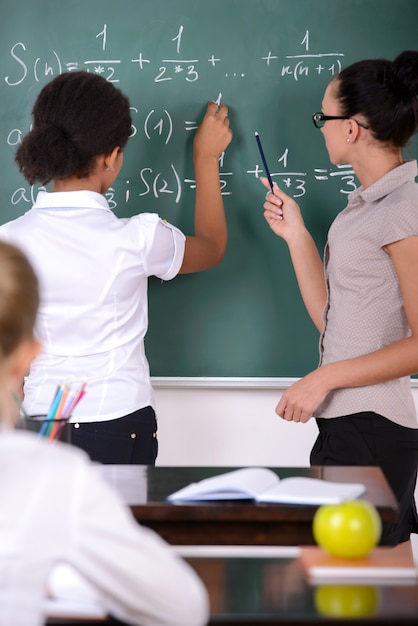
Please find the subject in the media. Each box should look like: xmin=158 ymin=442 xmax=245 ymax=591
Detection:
xmin=16 ymin=123 xmax=81 ymax=184
xmin=34 ymin=123 xmax=71 ymax=143
xmin=391 ymin=50 xmax=418 ymax=99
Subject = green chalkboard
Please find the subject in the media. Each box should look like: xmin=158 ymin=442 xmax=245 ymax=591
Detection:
xmin=1 ymin=0 xmax=417 ymax=377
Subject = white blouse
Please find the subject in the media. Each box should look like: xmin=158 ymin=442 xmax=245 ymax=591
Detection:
xmin=0 ymin=430 xmax=208 ymax=626
xmin=0 ymin=190 xmax=186 ymax=422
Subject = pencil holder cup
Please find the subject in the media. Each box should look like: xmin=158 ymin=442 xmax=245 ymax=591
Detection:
xmin=22 ymin=414 xmax=71 ymax=443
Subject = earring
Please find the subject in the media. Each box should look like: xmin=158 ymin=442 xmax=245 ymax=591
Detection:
xmin=346 ymin=138 xmax=350 ymax=142
xmin=105 ymin=167 xmax=111 ymax=171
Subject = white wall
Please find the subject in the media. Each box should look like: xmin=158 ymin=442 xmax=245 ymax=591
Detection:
xmin=154 ymin=379 xmax=418 ymax=561
xmin=154 ymin=379 xmax=418 ymax=467
xmin=155 ymin=385 xmax=317 ymax=467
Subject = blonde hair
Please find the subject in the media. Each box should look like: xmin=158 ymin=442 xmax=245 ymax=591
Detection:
xmin=0 ymin=242 xmax=39 ymax=358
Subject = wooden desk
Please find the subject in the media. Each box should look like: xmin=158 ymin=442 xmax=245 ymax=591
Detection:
xmin=47 ymin=547 xmax=418 ymax=625
xmin=185 ymin=549 xmax=418 ymax=625
xmin=100 ymin=465 xmax=399 ymax=546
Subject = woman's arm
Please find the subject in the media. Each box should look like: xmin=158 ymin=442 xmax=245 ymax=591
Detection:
xmin=261 ymin=178 xmax=327 ymax=331
xmin=275 ymin=236 xmax=418 ymax=423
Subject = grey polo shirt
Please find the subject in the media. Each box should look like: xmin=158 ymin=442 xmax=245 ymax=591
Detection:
xmin=316 ymin=161 xmax=418 ymax=428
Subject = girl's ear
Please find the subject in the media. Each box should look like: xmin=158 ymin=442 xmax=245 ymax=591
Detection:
xmin=103 ymin=146 xmax=121 ymax=172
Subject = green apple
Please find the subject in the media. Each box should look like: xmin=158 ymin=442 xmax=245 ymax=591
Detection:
xmin=315 ymin=585 xmax=380 ymax=617
xmin=313 ymin=500 xmax=382 ymax=558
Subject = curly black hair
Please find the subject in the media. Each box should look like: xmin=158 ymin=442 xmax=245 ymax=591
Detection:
xmin=15 ymin=71 xmax=132 ymax=184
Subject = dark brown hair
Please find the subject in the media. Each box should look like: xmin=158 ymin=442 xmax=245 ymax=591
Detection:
xmin=15 ymin=71 xmax=132 ymax=185
xmin=335 ymin=50 xmax=418 ymax=147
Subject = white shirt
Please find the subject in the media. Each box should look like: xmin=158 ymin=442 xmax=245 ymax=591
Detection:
xmin=0 ymin=430 xmax=208 ymax=626
xmin=0 ymin=191 xmax=186 ymax=421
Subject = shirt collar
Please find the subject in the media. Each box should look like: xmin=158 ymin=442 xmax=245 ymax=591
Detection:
xmin=347 ymin=160 xmax=418 ymax=206
xmin=33 ymin=190 xmax=111 ymax=211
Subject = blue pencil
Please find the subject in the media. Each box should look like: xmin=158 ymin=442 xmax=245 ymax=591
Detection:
xmin=38 ymin=385 xmax=64 ymax=437
xmin=255 ymin=131 xmax=274 ymax=192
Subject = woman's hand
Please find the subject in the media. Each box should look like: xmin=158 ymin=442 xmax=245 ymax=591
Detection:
xmin=260 ymin=177 xmax=306 ymax=245
xmin=275 ymin=368 xmax=331 ymax=423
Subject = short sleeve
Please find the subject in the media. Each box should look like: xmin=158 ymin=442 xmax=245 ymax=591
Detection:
xmin=380 ymin=193 xmax=418 ymax=248
xmin=138 ymin=214 xmax=186 ymax=280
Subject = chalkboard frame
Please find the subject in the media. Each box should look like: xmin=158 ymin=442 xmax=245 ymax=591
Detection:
xmin=1 ymin=0 xmax=417 ymax=379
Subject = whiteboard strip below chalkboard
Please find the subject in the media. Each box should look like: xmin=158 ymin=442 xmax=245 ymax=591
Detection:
xmin=151 ymin=377 xmax=418 ymax=390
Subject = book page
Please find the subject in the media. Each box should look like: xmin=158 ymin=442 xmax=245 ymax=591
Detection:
xmin=258 ymin=477 xmax=366 ymax=505
xmin=167 ymin=467 xmax=279 ymax=501
xmin=45 ymin=563 xmax=107 ymax=618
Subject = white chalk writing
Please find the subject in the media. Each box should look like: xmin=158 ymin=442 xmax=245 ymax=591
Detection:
xmin=2 ymin=26 xmax=353 ymax=209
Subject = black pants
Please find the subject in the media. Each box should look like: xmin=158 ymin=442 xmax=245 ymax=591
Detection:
xmin=66 ymin=406 xmax=158 ymax=465
xmin=310 ymin=412 xmax=418 ymax=545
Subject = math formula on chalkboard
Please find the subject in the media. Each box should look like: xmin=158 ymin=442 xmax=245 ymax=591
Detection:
xmin=3 ymin=21 xmax=352 ymax=213
xmin=1 ymin=0 xmax=417 ymax=378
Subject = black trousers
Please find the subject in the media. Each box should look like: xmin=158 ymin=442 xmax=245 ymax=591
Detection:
xmin=66 ymin=406 xmax=158 ymax=465
xmin=310 ymin=412 xmax=418 ymax=545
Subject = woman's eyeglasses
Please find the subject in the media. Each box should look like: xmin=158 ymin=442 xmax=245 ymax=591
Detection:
xmin=312 ymin=112 xmax=370 ymax=130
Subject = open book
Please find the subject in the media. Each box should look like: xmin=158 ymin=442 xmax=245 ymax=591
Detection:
xmin=45 ymin=563 xmax=107 ymax=619
xmin=167 ymin=467 xmax=366 ymax=505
